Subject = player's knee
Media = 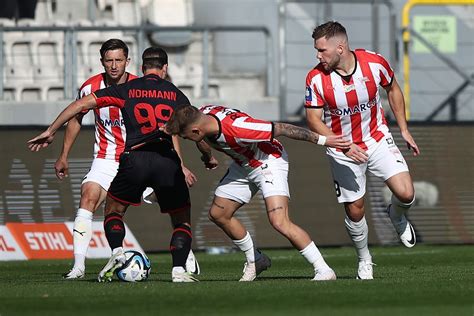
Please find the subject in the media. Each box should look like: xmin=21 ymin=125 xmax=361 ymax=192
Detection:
xmin=208 ymin=209 xmax=224 ymax=224
xmin=269 ymin=217 xmax=290 ymax=235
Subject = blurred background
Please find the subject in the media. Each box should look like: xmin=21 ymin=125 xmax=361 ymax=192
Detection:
xmin=0 ymin=0 xmax=473 ymax=254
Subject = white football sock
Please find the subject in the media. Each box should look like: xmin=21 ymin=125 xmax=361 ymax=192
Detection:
xmin=344 ymin=215 xmax=371 ymax=262
xmin=299 ymin=241 xmax=331 ymax=271
xmin=112 ymin=247 xmax=123 ymax=255
xmin=233 ymin=231 xmax=261 ymax=263
xmin=390 ymin=195 xmax=415 ymax=219
xmin=72 ymin=208 xmax=93 ymax=270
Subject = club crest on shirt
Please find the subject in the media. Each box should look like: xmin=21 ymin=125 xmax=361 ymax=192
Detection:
xmin=305 ymin=87 xmax=312 ymax=102
xmin=343 ymin=84 xmax=356 ymax=93
xmin=360 ymin=76 xmax=370 ymax=83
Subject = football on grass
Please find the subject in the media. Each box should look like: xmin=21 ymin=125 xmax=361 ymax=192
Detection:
xmin=115 ymin=250 xmax=151 ymax=282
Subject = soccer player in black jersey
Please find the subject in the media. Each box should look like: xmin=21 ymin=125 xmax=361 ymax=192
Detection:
xmin=28 ymin=47 xmax=198 ymax=283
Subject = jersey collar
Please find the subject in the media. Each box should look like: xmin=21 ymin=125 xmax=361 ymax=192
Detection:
xmin=334 ymin=51 xmax=357 ymax=83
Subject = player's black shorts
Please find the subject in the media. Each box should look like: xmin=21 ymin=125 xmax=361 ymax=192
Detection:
xmin=108 ymin=143 xmax=190 ymax=213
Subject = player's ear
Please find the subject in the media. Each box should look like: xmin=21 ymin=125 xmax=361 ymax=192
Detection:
xmin=126 ymin=57 xmax=130 ymax=66
xmin=191 ymin=127 xmax=200 ymax=135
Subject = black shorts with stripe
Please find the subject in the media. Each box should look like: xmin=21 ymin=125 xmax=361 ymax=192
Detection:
xmin=108 ymin=143 xmax=190 ymax=213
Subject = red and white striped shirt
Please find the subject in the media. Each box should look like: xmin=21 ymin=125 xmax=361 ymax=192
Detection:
xmin=305 ymin=49 xmax=393 ymax=154
xmin=77 ymin=73 xmax=137 ymax=161
xmin=200 ymin=105 xmax=284 ymax=170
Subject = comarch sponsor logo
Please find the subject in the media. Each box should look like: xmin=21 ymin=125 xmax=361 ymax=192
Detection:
xmin=100 ymin=118 xmax=125 ymax=127
xmin=328 ymin=98 xmax=377 ymax=116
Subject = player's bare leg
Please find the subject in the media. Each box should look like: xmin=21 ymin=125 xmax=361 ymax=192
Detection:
xmin=344 ymin=198 xmax=374 ymax=280
xmin=265 ymin=195 xmax=335 ymax=281
xmin=98 ymin=196 xmax=128 ymax=282
xmin=209 ymin=196 xmax=270 ymax=281
xmin=385 ymin=172 xmax=416 ymax=248
xmin=64 ymin=182 xmax=107 ymax=279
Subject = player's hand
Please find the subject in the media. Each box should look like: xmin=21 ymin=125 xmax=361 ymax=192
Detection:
xmin=201 ymin=155 xmax=218 ymax=170
xmin=401 ymin=130 xmax=420 ymax=156
xmin=159 ymin=125 xmax=170 ymax=135
xmin=54 ymin=158 xmax=69 ymax=180
xmin=182 ymin=165 xmax=197 ymax=187
xmin=27 ymin=130 xmax=55 ymax=152
xmin=343 ymin=143 xmax=369 ymax=163
xmin=324 ymin=135 xmax=351 ymax=150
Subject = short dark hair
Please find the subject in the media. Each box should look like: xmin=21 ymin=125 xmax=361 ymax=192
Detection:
xmin=312 ymin=21 xmax=347 ymax=41
xmin=142 ymin=47 xmax=168 ymax=71
xmin=100 ymin=39 xmax=129 ymax=58
xmin=166 ymin=105 xmax=200 ymax=135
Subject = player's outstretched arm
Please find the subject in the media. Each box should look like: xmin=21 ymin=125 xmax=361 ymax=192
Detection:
xmin=273 ymin=122 xmax=351 ymax=150
xmin=197 ymin=140 xmax=218 ymax=170
xmin=55 ymin=114 xmax=84 ymax=180
xmin=27 ymin=95 xmax=97 ymax=152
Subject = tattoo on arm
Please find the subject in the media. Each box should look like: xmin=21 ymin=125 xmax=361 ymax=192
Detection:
xmin=267 ymin=206 xmax=283 ymax=213
xmin=274 ymin=123 xmax=319 ymax=144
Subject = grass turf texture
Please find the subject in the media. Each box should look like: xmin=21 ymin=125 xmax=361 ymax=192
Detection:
xmin=1 ymin=245 xmax=473 ymax=316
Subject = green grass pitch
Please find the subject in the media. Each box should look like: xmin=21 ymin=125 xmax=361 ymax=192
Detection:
xmin=1 ymin=245 xmax=473 ymax=316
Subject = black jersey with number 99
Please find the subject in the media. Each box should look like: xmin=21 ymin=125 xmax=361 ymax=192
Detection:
xmin=93 ymin=74 xmax=190 ymax=150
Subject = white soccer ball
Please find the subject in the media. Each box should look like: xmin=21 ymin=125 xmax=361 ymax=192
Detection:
xmin=115 ymin=250 xmax=151 ymax=282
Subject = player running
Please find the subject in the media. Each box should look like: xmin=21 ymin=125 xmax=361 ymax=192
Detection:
xmin=305 ymin=21 xmax=420 ymax=279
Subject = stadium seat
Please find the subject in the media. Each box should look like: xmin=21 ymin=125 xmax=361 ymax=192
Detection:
xmin=168 ymin=62 xmax=219 ymax=98
xmin=34 ymin=0 xmax=54 ymax=24
xmin=146 ymin=0 xmax=194 ymax=47
xmin=97 ymin=0 xmax=142 ymax=26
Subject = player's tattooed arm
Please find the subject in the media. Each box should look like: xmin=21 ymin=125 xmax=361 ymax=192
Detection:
xmin=273 ymin=122 xmax=351 ymax=149
xmin=273 ymin=123 xmax=319 ymax=143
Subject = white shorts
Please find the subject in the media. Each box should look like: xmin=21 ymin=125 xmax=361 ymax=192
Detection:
xmin=82 ymin=158 xmax=155 ymax=201
xmin=82 ymin=158 xmax=119 ymax=191
xmin=328 ymin=134 xmax=409 ymax=203
xmin=215 ymin=157 xmax=290 ymax=204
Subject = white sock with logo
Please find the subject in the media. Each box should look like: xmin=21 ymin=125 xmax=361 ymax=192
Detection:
xmin=72 ymin=208 xmax=93 ymax=270
xmin=344 ymin=215 xmax=371 ymax=262
xmin=299 ymin=241 xmax=331 ymax=271
xmin=233 ymin=231 xmax=261 ymax=263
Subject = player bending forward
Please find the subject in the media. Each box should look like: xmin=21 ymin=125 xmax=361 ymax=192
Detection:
xmin=165 ymin=104 xmax=351 ymax=281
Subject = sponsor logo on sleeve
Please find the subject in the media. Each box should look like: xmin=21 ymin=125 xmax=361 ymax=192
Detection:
xmin=305 ymin=87 xmax=312 ymax=102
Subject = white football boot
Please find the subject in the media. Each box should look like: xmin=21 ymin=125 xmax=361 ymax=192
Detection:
xmin=172 ymin=267 xmax=199 ymax=282
xmin=185 ymin=250 xmax=201 ymax=275
xmin=357 ymin=259 xmax=375 ymax=280
xmin=63 ymin=267 xmax=85 ymax=279
xmin=97 ymin=249 xmax=126 ymax=282
xmin=239 ymin=252 xmax=271 ymax=282
xmin=388 ymin=204 xmax=416 ymax=248
xmin=312 ymin=268 xmax=337 ymax=281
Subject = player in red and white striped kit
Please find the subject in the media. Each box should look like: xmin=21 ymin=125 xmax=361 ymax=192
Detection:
xmin=305 ymin=22 xmax=420 ymax=280
xmin=165 ymin=104 xmax=351 ymax=281
xmin=56 ymin=39 xmax=198 ymax=279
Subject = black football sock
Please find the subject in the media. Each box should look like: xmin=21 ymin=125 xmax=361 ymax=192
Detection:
xmin=170 ymin=224 xmax=192 ymax=268
xmin=104 ymin=212 xmax=125 ymax=250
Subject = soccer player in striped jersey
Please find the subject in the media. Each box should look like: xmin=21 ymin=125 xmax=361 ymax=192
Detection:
xmin=164 ymin=105 xmax=351 ymax=281
xmin=55 ymin=39 xmax=198 ymax=279
xmin=305 ymin=21 xmax=420 ymax=280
